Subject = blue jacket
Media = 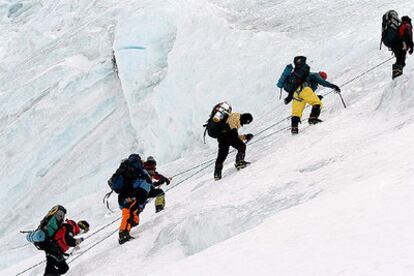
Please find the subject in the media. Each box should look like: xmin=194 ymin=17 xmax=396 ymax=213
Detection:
xmin=305 ymin=73 xmax=337 ymax=92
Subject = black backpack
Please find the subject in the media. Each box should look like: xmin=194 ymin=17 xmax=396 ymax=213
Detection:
xmin=108 ymin=156 xmax=146 ymax=194
xmin=283 ymin=57 xmax=310 ymax=93
xmin=382 ymin=10 xmax=401 ymax=48
xmin=203 ymin=102 xmax=232 ymax=142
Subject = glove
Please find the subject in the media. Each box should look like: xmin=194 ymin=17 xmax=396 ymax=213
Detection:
xmin=76 ymin=238 xmax=84 ymax=245
xmin=284 ymin=95 xmax=293 ymax=105
xmin=138 ymin=203 xmax=147 ymax=212
xmin=317 ymin=95 xmax=323 ymax=100
xmin=165 ymin=177 xmax=171 ymax=185
xmin=245 ymin=133 xmax=254 ymax=142
xmin=332 ymin=85 xmax=341 ymax=93
xmin=409 ymin=47 xmax=413 ymax=55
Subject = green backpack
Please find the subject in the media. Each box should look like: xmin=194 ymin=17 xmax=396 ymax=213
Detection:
xmin=26 ymin=205 xmax=67 ymax=250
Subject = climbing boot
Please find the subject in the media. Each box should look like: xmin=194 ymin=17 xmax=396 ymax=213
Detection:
xmin=118 ymin=231 xmax=134 ymax=245
xmin=308 ymin=118 xmax=323 ymax=125
xmin=154 ymin=194 xmax=165 ymax=213
xmin=214 ymin=163 xmax=223 ymax=180
xmin=392 ymin=64 xmax=403 ymax=79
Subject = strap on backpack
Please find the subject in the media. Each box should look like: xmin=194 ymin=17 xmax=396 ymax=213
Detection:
xmin=203 ymin=128 xmax=207 ymax=144
xmin=102 ymin=190 xmax=114 ymax=213
xmin=203 ymin=121 xmax=209 ymax=144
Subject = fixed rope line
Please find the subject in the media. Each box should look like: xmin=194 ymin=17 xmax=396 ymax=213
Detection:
xmin=166 ymin=159 xmax=216 ymax=192
xmin=15 ymin=216 xmax=121 ymax=275
xmin=171 ymin=115 xmax=291 ymax=179
xmin=15 ymin=260 xmax=45 ymax=276
xmin=248 ymin=126 xmax=291 ymax=146
xmin=253 ymin=115 xmax=291 ymax=136
xmin=68 ymin=229 xmax=119 ymax=264
xmin=83 ymin=217 xmax=121 ymax=241
xmin=251 ymin=57 xmax=395 ymax=143
xmin=323 ymin=56 xmax=394 ymax=97
xmin=111 ymin=54 xmax=397 ymax=207
xmin=171 ymin=157 xmax=217 ymax=178
xmin=16 ymin=57 xmax=394 ymax=275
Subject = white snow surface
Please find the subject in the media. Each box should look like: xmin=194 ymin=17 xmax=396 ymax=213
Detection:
xmin=1 ymin=0 xmax=414 ymax=275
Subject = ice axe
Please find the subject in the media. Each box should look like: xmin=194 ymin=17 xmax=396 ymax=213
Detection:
xmin=336 ymin=91 xmax=347 ymax=108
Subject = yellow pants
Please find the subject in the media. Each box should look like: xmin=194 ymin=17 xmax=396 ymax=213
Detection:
xmin=155 ymin=194 xmax=165 ymax=208
xmin=292 ymin=87 xmax=322 ymax=119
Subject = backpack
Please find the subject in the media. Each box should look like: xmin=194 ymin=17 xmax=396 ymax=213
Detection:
xmin=108 ymin=156 xmax=146 ymax=194
xmin=282 ymin=58 xmax=310 ymax=94
xmin=203 ymin=102 xmax=232 ymax=142
xmin=382 ymin=10 xmax=401 ymax=48
xmin=26 ymin=205 xmax=67 ymax=250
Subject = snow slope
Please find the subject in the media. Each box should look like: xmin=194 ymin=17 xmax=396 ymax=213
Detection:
xmin=1 ymin=0 xmax=414 ymax=275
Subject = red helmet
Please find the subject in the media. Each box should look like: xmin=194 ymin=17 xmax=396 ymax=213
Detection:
xmin=319 ymin=71 xmax=327 ymax=80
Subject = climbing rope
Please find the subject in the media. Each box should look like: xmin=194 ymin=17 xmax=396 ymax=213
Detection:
xmin=323 ymin=56 xmax=394 ymax=97
xmin=165 ymin=54 xmax=395 ymax=180
xmin=16 ymin=56 xmax=395 ymax=275
xmin=68 ymin=229 xmax=119 ymax=264
xmin=14 ymin=216 xmax=121 ymax=275
xmin=15 ymin=260 xmax=45 ymax=276
xmin=170 ymin=115 xmax=291 ymax=179
xmin=168 ymin=56 xmax=395 ymax=179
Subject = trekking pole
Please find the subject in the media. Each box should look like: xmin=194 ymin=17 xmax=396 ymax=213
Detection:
xmin=336 ymin=92 xmax=347 ymax=108
xmin=279 ymin=88 xmax=282 ymax=100
xmin=19 ymin=230 xmax=33 ymax=234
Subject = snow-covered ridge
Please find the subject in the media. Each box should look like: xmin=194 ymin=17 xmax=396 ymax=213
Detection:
xmin=1 ymin=0 xmax=414 ymax=275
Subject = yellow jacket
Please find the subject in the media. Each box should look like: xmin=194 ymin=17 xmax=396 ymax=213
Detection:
xmin=226 ymin=113 xmax=248 ymax=141
xmin=226 ymin=113 xmax=241 ymax=130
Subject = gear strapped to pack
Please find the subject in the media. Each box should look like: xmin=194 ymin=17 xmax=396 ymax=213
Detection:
xmin=382 ymin=10 xmax=401 ymax=48
xmin=277 ymin=56 xmax=310 ymax=97
xmin=203 ymin=102 xmax=232 ymax=143
xmin=25 ymin=205 xmax=67 ymax=251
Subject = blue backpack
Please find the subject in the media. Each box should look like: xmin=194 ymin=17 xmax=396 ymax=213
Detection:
xmin=108 ymin=154 xmax=147 ymax=194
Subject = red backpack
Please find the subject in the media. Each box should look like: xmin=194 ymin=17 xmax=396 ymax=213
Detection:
xmin=53 ymin=220 xmax=80 ymax=252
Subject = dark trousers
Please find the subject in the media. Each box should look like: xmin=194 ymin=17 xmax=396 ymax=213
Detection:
xmin=215 ymin=131 xmax=246 ymax=167
xmin=44 ymin=253 xmax=69 ymax=275
xmin=135 ymin=186 xmax=164 ymax=206
xmin=392 ymin=44 xmax=407 ymax=67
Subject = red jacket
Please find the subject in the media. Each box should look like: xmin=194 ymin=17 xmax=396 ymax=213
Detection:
xmin=53 ymin=220 xmax=80 ymax=252
xmin=399 ymin=22 xmax=414 ymax=50
xmin=144 ymin=161 xmax=170 ymax=187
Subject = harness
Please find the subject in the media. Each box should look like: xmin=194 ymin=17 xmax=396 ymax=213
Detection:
xmin=293 ymin=84 xmax=306 ymax=102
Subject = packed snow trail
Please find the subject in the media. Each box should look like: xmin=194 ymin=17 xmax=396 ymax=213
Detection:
xmin=1 ymin=0 xmax=414 ymax=275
